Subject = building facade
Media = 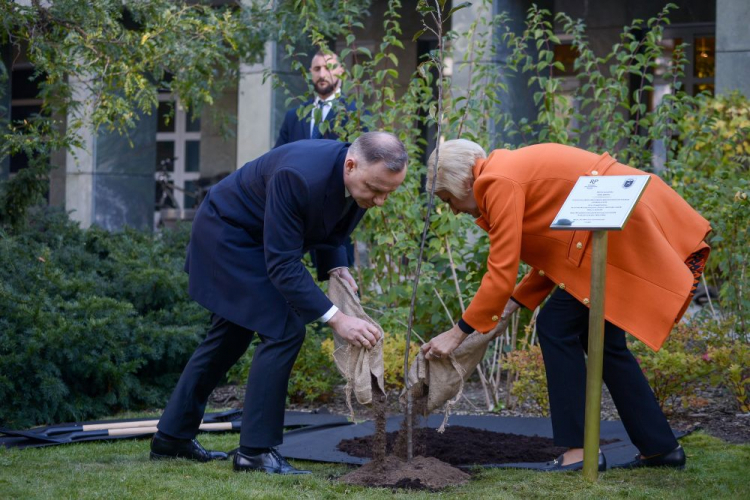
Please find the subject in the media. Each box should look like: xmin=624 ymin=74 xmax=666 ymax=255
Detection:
xmin=1 ymin=0 xmax=747 ymax=231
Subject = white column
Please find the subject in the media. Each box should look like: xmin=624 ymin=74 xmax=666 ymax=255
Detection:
xmin=236 ymin=41 xmax=276 ymax=168
xmin=65 ymin=74 xmax=95 ymax=228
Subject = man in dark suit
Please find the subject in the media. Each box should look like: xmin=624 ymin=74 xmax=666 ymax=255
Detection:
xmin=150 ymin=132 xmax=408 ymax=475
xmin=275 ymin=50 xmax=353 ymax=147
xmin=275 ymin=49 xmax=361 ymax=268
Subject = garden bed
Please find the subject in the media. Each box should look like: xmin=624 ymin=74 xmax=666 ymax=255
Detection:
xmin=209 ymin=380 xmax=750 ymax=444
xmin=337 ymin=425 xmax=620 ymax=466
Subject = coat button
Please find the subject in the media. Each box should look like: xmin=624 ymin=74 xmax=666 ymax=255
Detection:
xmin=538 ymin=270 xmax=545 ymax=276
xmin=576 ymin=242 xmax=583 ymax=249
xmin=559 ymin=283 xmax=566 ymax=290
xmin=591 ymin=170 xmax=599 ymax=175
xmin=583 ymin=298 xmax=590 ymax=304
xmin=491 ymin=315 xmax=499 ymax=321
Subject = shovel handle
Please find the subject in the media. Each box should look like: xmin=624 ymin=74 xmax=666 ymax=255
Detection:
xmin=105 ymin=422 xmax=235 ymax=437
xmin=82 ymin=420 xmax=160 ymax=432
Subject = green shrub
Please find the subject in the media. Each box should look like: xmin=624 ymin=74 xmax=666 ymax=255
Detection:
xmin=668 ymin=92 xmax=750 ymax=337
xmin=503 ymin=343 xmax=549 ymax=416
xmin=631 ymin=320 xmax=750 ymax=414
xmin=706 ymin=343 xmax=750 ymax=413
xmin=0 ymin=209 xmax=207 ymax=428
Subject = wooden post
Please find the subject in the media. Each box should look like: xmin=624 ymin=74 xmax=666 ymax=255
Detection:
xmin=582 ymin=230 xmax=608 ymax=481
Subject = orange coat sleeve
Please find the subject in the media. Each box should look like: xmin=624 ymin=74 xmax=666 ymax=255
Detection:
xmin=462 ymin=174 xmax=525 ymax=333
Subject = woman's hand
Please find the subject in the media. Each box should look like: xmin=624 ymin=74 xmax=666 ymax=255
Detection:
xmin=421 ymin=324 xmax=467 ymax=361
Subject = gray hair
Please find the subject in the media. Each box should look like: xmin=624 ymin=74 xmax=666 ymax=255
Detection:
xmin=349 ymin=131 xmax=408 ymax=173
xmin=426 ymin=139 xmax=487 ymax=198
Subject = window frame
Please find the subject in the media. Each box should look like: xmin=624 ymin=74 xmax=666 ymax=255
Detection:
xmin=154 ymin=93 xmax=201 ymax=227
xmin=659 ymin=23 xmax=716 ymax=97
xmin=8 ymin=61 xmax=45 ymax=178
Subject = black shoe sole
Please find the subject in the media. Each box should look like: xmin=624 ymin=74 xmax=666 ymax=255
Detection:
xmin=234 ymin=465 xmax=312 ymax=475
xmin=150 ymin=451 xmax=179 ymax=461
xmin=613 ymin=462 xmax=686 ymax=470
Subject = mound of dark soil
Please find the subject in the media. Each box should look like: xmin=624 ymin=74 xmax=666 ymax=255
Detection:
xmin=339 ymin=455 xmax=470 ymax=491
xmin=338 ymin=425 xmax=619 ymax=465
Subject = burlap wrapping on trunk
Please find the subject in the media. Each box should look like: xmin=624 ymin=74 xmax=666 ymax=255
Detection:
xmin=327 ymin=275 xmax=386 ymax=419
xmin=403 ymin=319 xmax=508 ymax=431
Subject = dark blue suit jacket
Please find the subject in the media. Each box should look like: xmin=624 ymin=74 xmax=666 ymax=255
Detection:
xmin=185 ymin=140 xmax=366 ymax=340
xmin=274 ymin=97 xmax=358 ymax=148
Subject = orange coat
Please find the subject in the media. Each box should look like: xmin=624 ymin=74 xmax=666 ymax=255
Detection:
xmin=462 ymin=144 xmax=711 ymax=351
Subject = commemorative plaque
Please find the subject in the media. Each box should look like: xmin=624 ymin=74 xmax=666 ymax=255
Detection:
xmin=550 ymin=175 xmax=650 ymax=231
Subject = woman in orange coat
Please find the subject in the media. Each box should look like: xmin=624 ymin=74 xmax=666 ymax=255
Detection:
xmin=422 ymin=140 xmax=710 ymax=471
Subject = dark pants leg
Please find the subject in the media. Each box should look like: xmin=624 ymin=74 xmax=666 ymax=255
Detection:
xmin=536 ymin=289 xmax=678 ymax=456
xmin=158 ymin=314 xmax=255 ymax=439
xmin=240 ymin=314 xmax=306 ymax=448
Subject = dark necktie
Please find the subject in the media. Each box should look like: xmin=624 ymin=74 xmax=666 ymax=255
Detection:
xmin=311 ymin=101 xmax=327 ymax=139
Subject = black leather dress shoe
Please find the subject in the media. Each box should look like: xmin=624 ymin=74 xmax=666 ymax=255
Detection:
xmin=542 ymin=451 xmax=607 ymax=472
xmin=617 ymin=445 xmax=686 ymax=470
xmin=150 ymin=434 xmax=228 ymax=462
xmin=233 ymin=449 xmax=311 ymax=475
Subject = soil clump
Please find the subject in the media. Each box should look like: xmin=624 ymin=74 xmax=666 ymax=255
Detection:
xmin=338 ymin=386 xmax=469 ymax=490
xmin=339 ymin=455 xmax=469 ymax=491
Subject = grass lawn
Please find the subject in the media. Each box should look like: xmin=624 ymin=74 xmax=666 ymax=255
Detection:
xmin=1 ymin=429 xmax=748 ymax=499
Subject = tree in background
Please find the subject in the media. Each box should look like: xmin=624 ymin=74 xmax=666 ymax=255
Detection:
xmin=0 ymin=0 xmax=279 ymax=229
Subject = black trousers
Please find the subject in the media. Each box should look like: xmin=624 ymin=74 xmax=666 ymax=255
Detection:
xmin=157 ymin=313 xmax=306 ymax=448
xmin=536 ymin=289 xmax=678 ymax=456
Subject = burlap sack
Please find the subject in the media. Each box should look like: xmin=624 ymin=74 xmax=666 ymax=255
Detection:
xmin=403 ymin=319 xmax=508 ymax=431
xmin=327 ymin=275 xmax=386 ymax=418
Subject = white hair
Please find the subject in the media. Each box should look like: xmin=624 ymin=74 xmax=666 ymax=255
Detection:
xmin=426 ymin=139 xmax=487 ymax=198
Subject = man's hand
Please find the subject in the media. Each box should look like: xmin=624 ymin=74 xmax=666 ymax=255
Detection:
xmin=328 ymin=310 xmax=381 ymax=348
xmin=421 ymin=324 xmax=467 ymax=361
xmin=329 ymin=267 xmax=358 ymax=293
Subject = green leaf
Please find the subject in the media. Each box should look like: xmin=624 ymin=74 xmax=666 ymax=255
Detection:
xmin=357 ymin=46 xmax=372 ymax=59
xmin=447 ymin=2 xmax=472 ymax=20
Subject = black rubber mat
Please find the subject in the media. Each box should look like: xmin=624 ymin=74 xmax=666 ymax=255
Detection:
xmin=277 ymin=414 xmax=688 ymax=470
xmin=1 ymin=410 xmax=350 ymax=450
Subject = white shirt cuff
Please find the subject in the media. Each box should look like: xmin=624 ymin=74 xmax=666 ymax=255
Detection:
xmin=319 ymin=305 xmax=339 ymax=323
xmin=328 ymin=266 xmax=347 ymax=274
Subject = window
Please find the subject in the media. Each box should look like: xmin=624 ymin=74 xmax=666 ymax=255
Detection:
xmin=552 ymin=43 xmax=579 ymax=78
xmin=551 ymin=39 xmax=582 ymax=133
xmin=9 ymin=64 xmax=46 ymax=177
xmin=650 ymin=24 xmax=715 ymax=112
xmin=648 ymin=25 xmax=715 ymax=171
xmin=154 ymin=93 xmax=201 ymax=226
